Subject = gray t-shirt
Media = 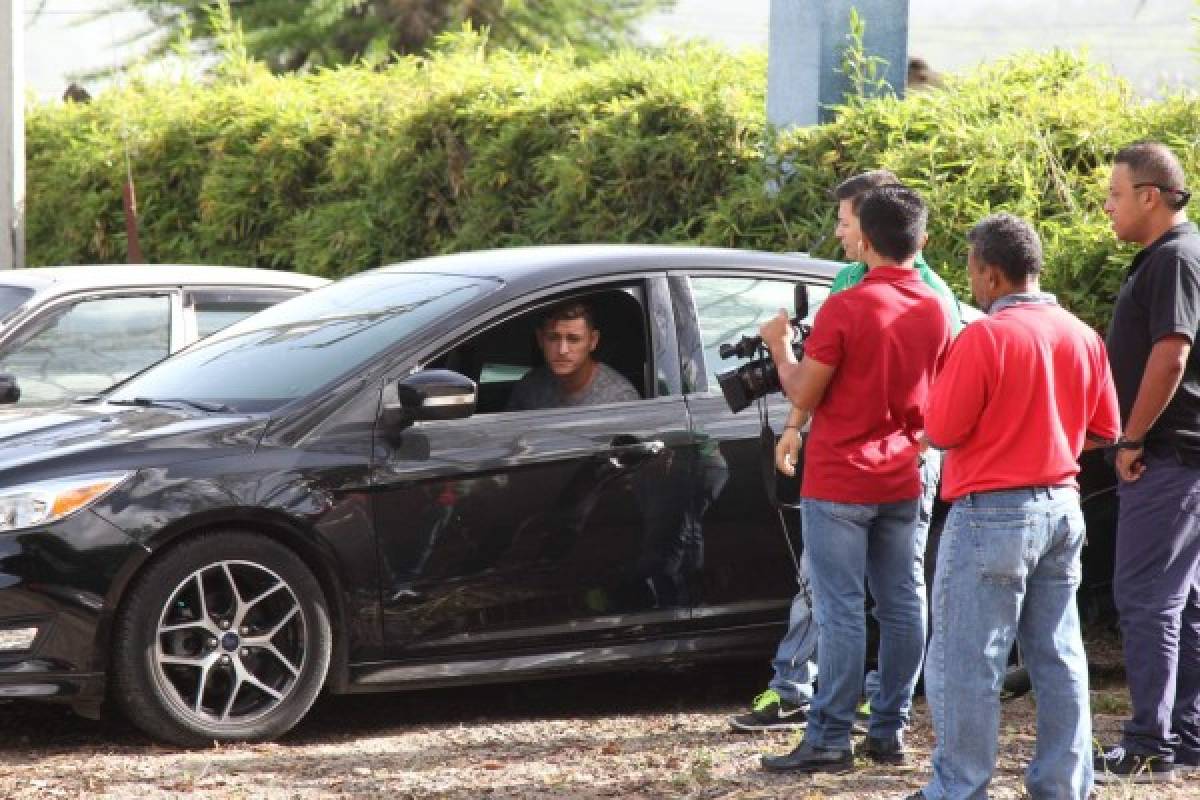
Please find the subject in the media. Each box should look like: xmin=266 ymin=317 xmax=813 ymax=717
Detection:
xmin=507 ymin=362 xmax=640 ymax=411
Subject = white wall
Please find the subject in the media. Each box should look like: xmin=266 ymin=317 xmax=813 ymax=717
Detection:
xmin=24 ymin=0 xmax=1200 ymax=100
xmin=642 ymin=0 xmax=1200 ymax=96
xmin=23 ymin=0 xmax=151 ymax=101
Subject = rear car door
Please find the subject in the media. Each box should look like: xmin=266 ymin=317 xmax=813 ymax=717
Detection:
xmin=181 ymin=287 xmax=307 ymax=345
xmin=671 ymin=271 xmax=830 ymax=630
xmin=370 ymin=275 xmax=701 ymax=667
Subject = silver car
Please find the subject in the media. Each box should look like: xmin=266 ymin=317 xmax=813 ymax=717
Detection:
xmin=0 ymin=265 xmax=327 ymax=408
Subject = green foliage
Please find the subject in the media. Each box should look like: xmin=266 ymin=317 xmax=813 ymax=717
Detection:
xmin=112 ymin=0 xmax=675 ymax=72
xmin=25 ymin=42 xmax=1200 ymax=329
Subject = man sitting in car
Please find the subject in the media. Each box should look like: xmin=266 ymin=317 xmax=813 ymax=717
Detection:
xmin=507 ymin=299 xmax=640 ymax=410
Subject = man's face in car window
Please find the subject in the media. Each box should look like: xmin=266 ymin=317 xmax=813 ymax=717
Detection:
xmin=537 ymin=317 xmax=599 ymax=381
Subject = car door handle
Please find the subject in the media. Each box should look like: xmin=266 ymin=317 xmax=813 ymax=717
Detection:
xmin=607 ymin=438 xmax=665 ymax=468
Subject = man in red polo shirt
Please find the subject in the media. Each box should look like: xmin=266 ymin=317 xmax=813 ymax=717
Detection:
xmin=757 ymin=185 xmax=952 ymax=773
xmin=911 ymin=213 xmax=1120 ymax=800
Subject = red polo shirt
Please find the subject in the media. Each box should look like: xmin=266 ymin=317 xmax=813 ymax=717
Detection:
xmin=801 ymin=266 xmax=952 ymax=504
xmin=925 ymin=301 xmax=1121 ymax=500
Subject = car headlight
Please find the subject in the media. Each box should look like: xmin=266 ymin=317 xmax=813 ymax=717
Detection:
xmin=0 ymin=472 xmax=133 ymax=532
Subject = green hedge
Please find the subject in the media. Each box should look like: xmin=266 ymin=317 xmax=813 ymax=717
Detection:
xmin=24 ymin=37 xmax=1200 ymax=327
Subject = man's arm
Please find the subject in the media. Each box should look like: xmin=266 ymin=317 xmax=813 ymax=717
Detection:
xmin=924 ymin=326 xmax=990 ymax=449
xmin=759 ymin=310 xmax=836 ymax=411
xmin=1083 ymin=344 xmax=1121 ymax=452
xmin=1115 ymin=335 xmax=1190 ymax=480
xmin=775 ymin=406 xmax=811 ymax=477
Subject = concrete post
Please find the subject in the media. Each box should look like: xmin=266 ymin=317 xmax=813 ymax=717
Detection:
xmin=1 ymin=0 xmax=24 ymax=269
xmin=768 ymin=0 xmax=909 ymax=130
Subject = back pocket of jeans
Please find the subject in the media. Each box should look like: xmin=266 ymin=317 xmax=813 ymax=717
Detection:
xmin=970 ymin=518 xmax=1031 ymax=586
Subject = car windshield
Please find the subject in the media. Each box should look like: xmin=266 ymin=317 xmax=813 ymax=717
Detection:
xmin=0 ymin=285 xmax=34 ymax=322
xmin=107 ymin=272 xmax=497 ymax=413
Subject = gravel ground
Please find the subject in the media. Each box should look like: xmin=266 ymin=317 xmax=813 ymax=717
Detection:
xmin=0 ymin=633 xmax=1194 ymax=799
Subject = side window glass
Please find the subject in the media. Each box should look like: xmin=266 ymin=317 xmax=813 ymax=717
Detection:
xmin=0 ymin=295 xmax=171 ymax=406
xmin=428 ymin=288 xmax=652 ymax=414
xmin=187 ymin=289 xmax=298 ymax=340
xmin=689 ymin=277 xmax=829 ymax=390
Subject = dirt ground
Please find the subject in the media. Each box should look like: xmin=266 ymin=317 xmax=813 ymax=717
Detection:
xmin=0 ymin=631 xmax=1195 ymax=799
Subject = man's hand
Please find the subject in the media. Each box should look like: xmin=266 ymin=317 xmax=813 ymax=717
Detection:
xmin=759 ymin=310 xmax=793 ymax=350
xmin=776 ymin=427 xmax=803 ymax=476
xmin=1116 ymin=445 xmax=1147 ymax=482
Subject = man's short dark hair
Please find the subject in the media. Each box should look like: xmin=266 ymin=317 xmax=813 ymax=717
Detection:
xmin=853 ymin=186 xmax=928 ymax=263
xmin=1115 ymin=141 xmax=1190 ymax=211
xmin=541 ymin=299 xmax=595 ymax=330
xmin=967 ymin=213 xmax=1043 ymax=284
xmin=832 ymin=169 xmax=901 ymax=202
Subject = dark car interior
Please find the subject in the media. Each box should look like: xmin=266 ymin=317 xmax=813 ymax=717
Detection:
xmin=430 ymin=287 xmax=650 ymax=414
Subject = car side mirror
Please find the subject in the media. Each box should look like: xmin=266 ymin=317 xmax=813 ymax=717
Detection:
xmin=383 ymin=369 xmax=476 ymax=430
xmin=0 ymin=373 xmax=20 ymax=405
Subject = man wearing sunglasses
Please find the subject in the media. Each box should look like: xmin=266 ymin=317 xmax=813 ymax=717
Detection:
xmin=1095 ymin=141 xmax=1200 ymax=782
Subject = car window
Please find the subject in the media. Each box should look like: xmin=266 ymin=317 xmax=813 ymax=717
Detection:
xmin=0 ymin=285 xmax=34 ymax=323
xmin=109 ymin=273 xmax=497 ymax=414
xmin=186 ymin=289 xmax=302 ymax=339
xmin=429 ymin=286 xmax=651 ymax=414
xmin=689 ymin=277 xmax=829 ymax=390
xmin=0 ymin=294 xmax=171 ymax=407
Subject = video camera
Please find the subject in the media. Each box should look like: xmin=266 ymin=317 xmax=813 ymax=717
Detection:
xmin=716 ymin=284 xmax=811 ymax=414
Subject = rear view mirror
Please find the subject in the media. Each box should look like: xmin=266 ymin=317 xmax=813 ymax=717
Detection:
xmin=383 ymin=369 xmax=476 ymax=430
xmin=0 ymin=373 xmax=20 ymax=405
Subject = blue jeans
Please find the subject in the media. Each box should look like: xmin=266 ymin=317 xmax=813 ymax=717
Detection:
xmin=769 ymin=451 xmax=940 ymax=708
xmin=800 ymin=495 xmax=926 ymax=748
xmin=768 ymin=551 xmax=818 ymax=706
xmin=923 ymin=487 xmax=1091 ymax=800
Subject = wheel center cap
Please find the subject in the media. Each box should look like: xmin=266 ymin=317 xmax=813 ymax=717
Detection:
xmin=221 ymin=632 xmax=240 ymax=652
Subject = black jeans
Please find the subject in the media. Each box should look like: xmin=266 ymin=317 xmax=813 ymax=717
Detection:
xmin=1114 ymin=454 xmax=1200 ymax=760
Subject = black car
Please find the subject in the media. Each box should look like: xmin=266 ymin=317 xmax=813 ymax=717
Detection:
xmin=0 ymin=245 xmax=1118 ymax=745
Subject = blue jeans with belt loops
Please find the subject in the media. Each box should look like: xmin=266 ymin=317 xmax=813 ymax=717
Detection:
xmin=922 ymin=486 xmax=1091 ymax=800
xmin=800 ymin=495 xmax=926 ymax=749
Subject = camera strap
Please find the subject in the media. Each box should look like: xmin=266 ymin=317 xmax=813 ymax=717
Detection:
xmin=759 ymin=416 xmax=803 ymax=582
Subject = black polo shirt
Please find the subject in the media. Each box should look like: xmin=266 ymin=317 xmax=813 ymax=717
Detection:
xmin=1106 ymin=221 xmax=1200 ymax=460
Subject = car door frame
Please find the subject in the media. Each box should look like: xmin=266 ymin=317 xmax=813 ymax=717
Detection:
xmin=0 ymin=286 xmax=186 ymax=355
xmin=0 ymin=286 xmax=184 ymax=407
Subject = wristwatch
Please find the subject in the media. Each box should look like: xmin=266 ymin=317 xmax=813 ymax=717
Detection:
xmin=1115 ymin=435 xmax=1145 ymax=451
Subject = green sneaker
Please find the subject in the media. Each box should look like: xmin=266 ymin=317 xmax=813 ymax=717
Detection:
xmin=729 ymin=689 xmax=808 ymax=732
xmin=853 ymin=699 xmax=870 ymax=734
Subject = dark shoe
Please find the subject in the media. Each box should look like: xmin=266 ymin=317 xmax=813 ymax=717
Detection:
xmin=1093 ymin=744 xmax=1178 ymax=784
xmin=761 ymin=741 xmax=854 ymax=773
xmin=729 ymin=689 xmax=808 ymax=732
xmin=1174 ymin=747 xmax=1200 ymax=774
xmin=857 ymin=732 xmax=906 ymax=765
xmin=903 ymin=793 xmax=925 ymax=800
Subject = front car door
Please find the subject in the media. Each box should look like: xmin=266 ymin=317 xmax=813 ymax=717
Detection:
xmin=369 ymin=275 xmax=702 ymax=673
xmin=0 ymin=290 xmax=177 ymax=408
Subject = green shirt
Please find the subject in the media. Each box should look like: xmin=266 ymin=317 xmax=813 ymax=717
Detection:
xmin=828 ymin=253 xmax=964 ymax=332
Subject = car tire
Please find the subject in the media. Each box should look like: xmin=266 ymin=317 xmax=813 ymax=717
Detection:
xmin=111 ymin=530 xmax=332 ymax=747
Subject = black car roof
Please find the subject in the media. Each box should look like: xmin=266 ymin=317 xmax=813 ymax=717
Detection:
xmin=374 ymin=245 xmax=842 ymax=294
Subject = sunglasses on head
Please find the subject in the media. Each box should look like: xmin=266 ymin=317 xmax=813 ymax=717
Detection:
xmin=1133 ymin=182 xmax=1192 ymax=207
